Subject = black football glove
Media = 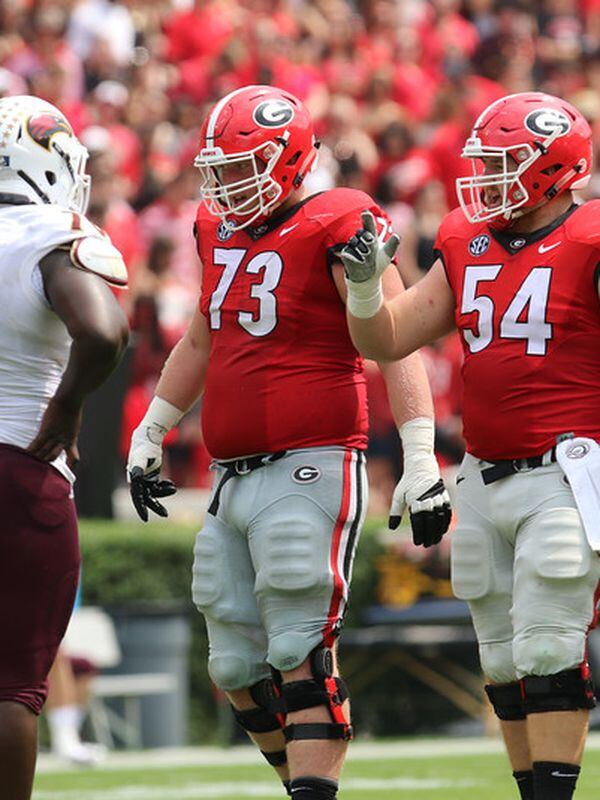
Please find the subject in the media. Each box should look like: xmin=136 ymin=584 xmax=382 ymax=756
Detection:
xmin=129 ymin=466 xmax=177 ymax=523
xmin=390 ymin=478 xmax=452 ymax=548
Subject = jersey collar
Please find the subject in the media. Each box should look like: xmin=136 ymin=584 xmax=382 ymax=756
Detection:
xmin=489 ymin=203 xmax=579 ymax=255
xmin=244 ymin=192 xmax=325 ymax=240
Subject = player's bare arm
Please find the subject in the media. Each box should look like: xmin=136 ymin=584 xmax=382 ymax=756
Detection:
xmin=127 ymin=303 xmax=211 ymax=521
xmin=155 ymin=303 xmax=211 ymax=411
xmin=341 ymin=212 xmax=456 ymax=361
xmin=332 ymin=254 xmax=451 ymax=546
xmin=27 ymin=247 xmax=129 ymax=467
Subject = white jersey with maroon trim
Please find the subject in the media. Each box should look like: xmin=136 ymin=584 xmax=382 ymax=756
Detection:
xmin=0 ymin=202 xmax=109 ymax=481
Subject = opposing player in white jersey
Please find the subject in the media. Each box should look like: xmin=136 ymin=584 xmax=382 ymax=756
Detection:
xmin=0 ymin=96 xmax=129 ymax=800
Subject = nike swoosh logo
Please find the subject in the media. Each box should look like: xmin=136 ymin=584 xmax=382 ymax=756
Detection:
xmin=538 ymin=241 xmax=561 ymax=253
xmin=456 ymin=476 xmax=465 ymax=484
xmin=551 ymin=771 xmax=579 ymax=778
xmin=279 ymin=223 xmax=299 ymax=237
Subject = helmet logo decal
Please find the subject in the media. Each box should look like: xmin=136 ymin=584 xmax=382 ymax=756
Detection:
xmin=253 ymin=100 xmax=295 ymax=129
xmin=469 ymin=235 xmax=490 ymax=256
xmin=524 ymin=109 xmax=571 ymax=138
xmin=26 ymin=113 xmax=72 ymax=150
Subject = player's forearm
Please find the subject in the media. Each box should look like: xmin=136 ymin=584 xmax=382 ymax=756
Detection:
xmin=346 ymin=300 xmax=401 ymax=361
xmin=378 ymin=353 xmax=434 ymax=428
xmin=155 ymin=334 xmax=208 ymax=413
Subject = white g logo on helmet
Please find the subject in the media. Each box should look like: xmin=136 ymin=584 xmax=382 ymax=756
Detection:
xmin=253 ymin=100 xmax=295 ymax=128
xmin=524 ymin=109 xmax=571 ymax=138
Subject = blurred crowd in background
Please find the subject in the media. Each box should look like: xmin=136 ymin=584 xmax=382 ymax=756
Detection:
xmin=2 ymin=0 xmax=599 ymax=513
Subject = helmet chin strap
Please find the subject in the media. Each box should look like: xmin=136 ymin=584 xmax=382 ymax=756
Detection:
xmin=543 ymin=163 xmax=584 ymax=201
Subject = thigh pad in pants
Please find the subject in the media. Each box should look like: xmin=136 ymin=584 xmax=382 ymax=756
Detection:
xmin=513 ymin=506 xmax=600 ymax=677
xmin=250 ymin=449 xmax=366 ymax=672
xmin=192 ymin=514 xmax=269 ymax=690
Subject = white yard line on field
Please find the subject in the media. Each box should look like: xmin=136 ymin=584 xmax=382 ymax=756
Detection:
xmin=35 ymin=732 xmax=600 ymax=775
xmin=34 ymin=776 xmax=484 ymax=800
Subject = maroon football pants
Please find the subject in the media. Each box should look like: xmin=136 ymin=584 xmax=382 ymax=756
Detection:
xmin=0 ymin=445 xmax=80 ymax=715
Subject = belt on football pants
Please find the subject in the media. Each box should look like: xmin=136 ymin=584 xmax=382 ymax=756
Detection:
xmin=207 ymin=451 xmax=288 ymax=516
xmin=480 ymin=447 xmax=557 ymax=485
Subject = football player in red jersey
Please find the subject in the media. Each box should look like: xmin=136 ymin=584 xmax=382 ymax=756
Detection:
xmin=343 ymin=91 xmax=600 ymax=800
xmin=127 ymin=85 xmax=451 ymax=800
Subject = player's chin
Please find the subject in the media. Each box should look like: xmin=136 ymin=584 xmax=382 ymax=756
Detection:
xmin=482 ymin=192 xmax=502 ymax=210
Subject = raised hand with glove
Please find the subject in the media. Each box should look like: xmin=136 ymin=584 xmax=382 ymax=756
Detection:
xmin=391 ymin=417 xmax=452 ymax=547
xmin=340 ymin=209 xmax=400 ymax=319
xmin=126 ymin=396 xmax=183 ymax=522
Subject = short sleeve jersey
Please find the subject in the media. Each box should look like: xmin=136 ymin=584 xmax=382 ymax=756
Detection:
xmin=0 ymin=201 xmax=117 ymax=481
xmin=434 ymin=201 xmax=600 ymax=461
xmin=195 ymin=189 xmax=391 ymax=459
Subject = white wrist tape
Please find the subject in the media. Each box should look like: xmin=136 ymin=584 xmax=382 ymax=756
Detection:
xmin=139 ymin=396 xmax=185 ymax=442
xmin=399 ymin=417 xmax=435 ymax=463
xmin=344 ymin=276 xmax=384 ymax=319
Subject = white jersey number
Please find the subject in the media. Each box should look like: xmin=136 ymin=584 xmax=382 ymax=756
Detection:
xmin=461 ymin=265 xmax=553 ymax=355
xmin=209 ymin=248 xmax=283 ymax=337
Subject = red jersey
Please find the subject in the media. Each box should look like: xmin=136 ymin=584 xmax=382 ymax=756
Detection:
xmin=434 ymin=201 xmax=600 ymax=461
xmin=196 ymin=189 xmax=389 ymax=459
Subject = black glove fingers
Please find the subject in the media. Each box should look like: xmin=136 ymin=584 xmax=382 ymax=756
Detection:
xmin=152 ymin=480 xmax=177 ymax=498
xmin=409 ymin=503 xmax=452 ymax=548
xmin=144 ymin=495 xmax=169 ymax=517
xmin=130 ymin=483 xmax=149 ymax=522
xmin=388 ymin=514 xmax=402 ymax=531
xmin=410 ymin=511 xmax=427 ymax=546
xmin=129 ymin=470 xmax=176 ymax=522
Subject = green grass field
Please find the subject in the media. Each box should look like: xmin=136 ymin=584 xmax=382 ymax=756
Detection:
xmin=32 ymin=738 xmax=600 ymax=799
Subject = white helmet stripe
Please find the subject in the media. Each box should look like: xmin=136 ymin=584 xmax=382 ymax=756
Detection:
xmin=472 ymin=93 xmax=521 ymax=130
xmin=205 ymin=85 xmax=261 ymax=147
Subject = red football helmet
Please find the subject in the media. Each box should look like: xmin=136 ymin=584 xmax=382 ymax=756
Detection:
xmin=194 ymin=85 xmax=318 ymax=231
xmin=456 ymin=92 xmax=592 ymax=227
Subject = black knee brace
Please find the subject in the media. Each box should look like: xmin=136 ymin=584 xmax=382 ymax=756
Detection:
xmin=521 ymin=666 xmax=596 ymax=714
xmin=485 ymin=682 xmax=526 ymax=721
xmin=230 ymin=678 xmax=287 ymax=768
xmin=281 ymin=646 xmax=353 ymax=743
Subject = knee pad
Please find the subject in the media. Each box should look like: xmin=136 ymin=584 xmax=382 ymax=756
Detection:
xmin=485 ymin=682 xmax=526 ymax=721
xmin=231 ymin=678 xmax=287 ymax=769
xmin=514 ymin=630 xmax=586 ymax=677
xmin=208 ymin=655 xmax=256 ymax=691
xmin=480 ymin=640 xmax=518 ymax=685
xmin=521 ymin=665 xmax=596 ymax=714
xmin=281 ymin=646 xmax=353 ymax=743
xmin=268 ymin=631 xmax=314 ymax=673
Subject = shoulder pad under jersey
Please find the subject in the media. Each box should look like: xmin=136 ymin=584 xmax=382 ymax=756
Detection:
xmin=436 ymin=206 xmax=476 ymax=246
xmin=306 ymin=188 xmax=392 ymax=246
xmin=70 ymin=236 xmax=128 ymax=288
xmin=304 ymin=188 xmax=374 ymax=224
xmin=565 ymin=201 xmax=600 ymax=247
